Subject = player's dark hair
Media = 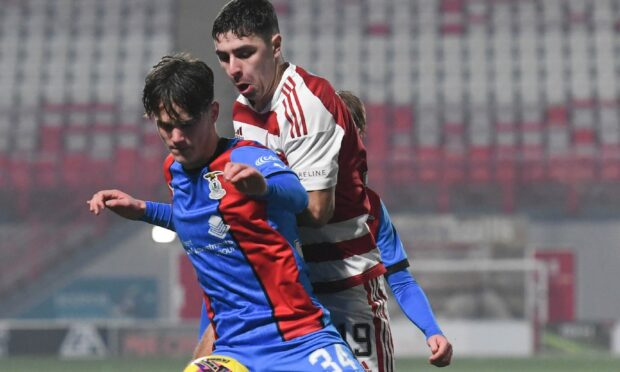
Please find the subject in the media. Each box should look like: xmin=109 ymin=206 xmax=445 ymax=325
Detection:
xmin=337 ymin=90 xmax=367 ymax=137
xmin=142 ymin=52 xmax=214 ymax=122
xmin=212 ymin=0 xmax=280 ymax=43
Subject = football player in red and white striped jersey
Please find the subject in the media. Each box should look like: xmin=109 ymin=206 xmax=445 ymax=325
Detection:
xmin=201 ymin=0 xmax=393 ymax=370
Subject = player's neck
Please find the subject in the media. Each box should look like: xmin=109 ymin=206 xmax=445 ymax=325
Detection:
xmin=252 ymin=62 xmax=289 ymax=112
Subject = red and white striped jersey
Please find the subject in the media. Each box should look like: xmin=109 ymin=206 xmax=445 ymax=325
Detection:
xmin=232 ymin=63 xmax=385 ymax=292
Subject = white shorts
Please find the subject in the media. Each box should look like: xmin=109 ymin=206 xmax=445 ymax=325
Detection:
xmin=317 ymin=276 xmax=394 ymax=372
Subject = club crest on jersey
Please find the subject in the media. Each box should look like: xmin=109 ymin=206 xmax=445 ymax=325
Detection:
xmin=208 ymin=215 xmax=230 ymax=239
xmin=204 ymin=171 xmax=226 ymax=199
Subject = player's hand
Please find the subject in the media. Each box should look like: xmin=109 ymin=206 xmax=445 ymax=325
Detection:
xmin=87 ymin=189 xmax=146 ymax=220
xmin=427 ymin=334 xmax=452 ymax=367
xmin=223 ymin=162 xmax=267 ymax=196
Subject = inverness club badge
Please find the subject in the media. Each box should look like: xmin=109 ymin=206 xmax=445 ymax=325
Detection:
xmin=204 ymin=171 xmax=226 ymax=200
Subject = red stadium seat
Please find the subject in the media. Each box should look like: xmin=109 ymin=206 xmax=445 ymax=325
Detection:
xmin=390 ymin=105 xmax=415 ymax=185
xmin=570 ymin=129 xmax=596 ymax=182
xmin=63 ymin=152 xmax=89 ymax=188
xmin=366 ymin=104 xmax=389 ymax=194
xmin=34 ymin=157 xmax=59 ymax=189
xmin=440 ymin=0 xmax=465 ymax=35
xmin=416 ymin=146 xmax=441 ymax=184
xmin=468 ymin=146 xmax=492 ymax=184
xmin=601 ymin=144 xmax=620 ymax=181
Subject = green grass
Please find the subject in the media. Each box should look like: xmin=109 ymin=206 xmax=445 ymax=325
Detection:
xmin=1 ymin=356 xmax=620 ymax=372
xmin=397 ymin=355 xmax=620 ymax=372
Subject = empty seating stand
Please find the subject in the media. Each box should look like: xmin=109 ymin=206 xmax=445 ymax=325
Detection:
xmin=277 ymin=0 xmax=620 ymax=216
xmin=0 ymin=0 xmax=174 ymax=299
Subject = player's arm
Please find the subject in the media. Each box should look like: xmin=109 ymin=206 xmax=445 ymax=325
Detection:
xmin=377 ymin=200 xmax=452 ymax=366
xmin=87 ymin=189 xmax=175 ymax=230
xmin=224 ymin=161 xmax=308 ymax=213
xmin=142 ymin=201 xmax=175 ymax=230
xmin=296 ymin=187 xmax=335 ymax=227
xmin=87 ymin=189 xmax=146 ymax=219
xmin=377 ymin=200 xmax=443 ymax=337
xmin=279 ymin=102 xmax=343 ymax=227
xmin=193 ymin=323 xmax=215 ymax=359
xmin=386 ymin=269 xmax=452 ymax=366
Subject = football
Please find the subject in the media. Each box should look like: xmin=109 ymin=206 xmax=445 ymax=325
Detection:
xmin=183 ymin=355 xmax=249 ymax=372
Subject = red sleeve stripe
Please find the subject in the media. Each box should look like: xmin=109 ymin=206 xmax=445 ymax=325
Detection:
xmin=292 ymin=87 xmax=308 ymax=135
xmin=283 ymin=99 xmax=299 ymax=138
xmin=283 ymin=80 xmax=302 ymax=138
xmin=294 ymin=66 xmax=348 ymax=131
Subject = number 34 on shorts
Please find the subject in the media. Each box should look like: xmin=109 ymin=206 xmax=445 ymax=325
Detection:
xmin=308 ymin=343 xmax=366 ymax=371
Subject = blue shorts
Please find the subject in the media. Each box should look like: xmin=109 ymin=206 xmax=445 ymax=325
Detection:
xmin=214 ymin=325 xmax=365 ymax=371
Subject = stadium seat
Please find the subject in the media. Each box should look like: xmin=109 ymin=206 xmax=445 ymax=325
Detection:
xmin=390 ymin=105 xmax=415 ymax=185
xmin=440 ymin=0 xmax=465 ymax=35
xmin=416 ymin=146 xmax=441 ymax=184
xmin=601 ymin=144 xmax=620 ymax=181
xmin=469 ymin=145 xmax=492 ymax=184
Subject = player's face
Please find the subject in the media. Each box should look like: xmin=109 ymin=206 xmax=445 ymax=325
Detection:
xmin=155 ymin=102 xmax=219 ymax=170
xmin=214 ymin=32 xmax=282 ymax=111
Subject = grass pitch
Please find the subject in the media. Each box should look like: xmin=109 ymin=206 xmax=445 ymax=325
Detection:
xmin=1 ymin=355 xmax=620 ymax=371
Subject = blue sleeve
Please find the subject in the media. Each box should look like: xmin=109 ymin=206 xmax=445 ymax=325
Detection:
xmin=376 ymin=200 xmax=442 ymax=338
xmin=231 ymin=145 xmax=308 ymax=214
xmin=376 ymin=200 xmax=408 ymax=270
xmin=230 ymin=146 xmax=294 ymax=179
xmin=198 ymin=301 xmax=209 ymax=339
xmin=141 ymin=201 xmax=175 ymax=231
xmin=265 ymin=172 xmax=309 ymax=214
xmin=387 ymin=269 xmax=443 ymax=339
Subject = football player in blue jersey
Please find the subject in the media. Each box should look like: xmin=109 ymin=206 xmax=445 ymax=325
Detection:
xmin=87 ymin=53 xmax=364 ymax=371
xmin=336 ymin=90 xmax=453 ymax=367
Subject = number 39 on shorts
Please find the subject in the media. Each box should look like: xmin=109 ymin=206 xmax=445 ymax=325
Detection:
xmin=308 ymin=344 xmax=362 ymax=371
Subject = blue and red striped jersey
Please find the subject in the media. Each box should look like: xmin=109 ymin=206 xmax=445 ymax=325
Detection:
xmin=163 ymin=138 xmax=335 ymax=349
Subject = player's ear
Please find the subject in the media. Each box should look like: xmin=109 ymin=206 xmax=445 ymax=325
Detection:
xmin=271 ymin=34 xmax=282 ymax=59
xmin=208 ymin=101 xmax=219 ymax=124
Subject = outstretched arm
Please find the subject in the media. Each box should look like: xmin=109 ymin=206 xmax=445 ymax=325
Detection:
xmin=87 ymin=189 xmax=174 ymax=230
xmin=87 ymin=189 xmax=146 ymax=219
xmin=387 ymin=269 xmax=452 ymax=367
xmin=372 ymin=193 xmax=452 ymax=367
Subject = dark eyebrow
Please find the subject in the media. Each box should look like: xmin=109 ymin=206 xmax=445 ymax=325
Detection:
xmin=217 ymin=45 xmax=256 ymax=56
xmin=234 ymin=45 xmax=256 ymax=54
xmin=157 ymin=117 xmax=199 ymax=128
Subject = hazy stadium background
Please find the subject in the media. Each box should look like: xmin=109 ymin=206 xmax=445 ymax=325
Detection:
xmin=1 ymin=0 xmax=620 ymax=370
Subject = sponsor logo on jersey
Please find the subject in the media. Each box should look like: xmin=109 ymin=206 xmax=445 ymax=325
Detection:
xmin=182 ymin=238 xmax=236 ymax=255
xmin=204 ymin=171 xmax=226 ymax=200
xmin=234 ymin=126 xmax=243 ymax=139
xmin=297 ymin=167 xmax=328 ymax=180
xmin=208 ymin=215 xmax=230 ymax=239
xmin=255 ymin=155 xmax=280 ymax=166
